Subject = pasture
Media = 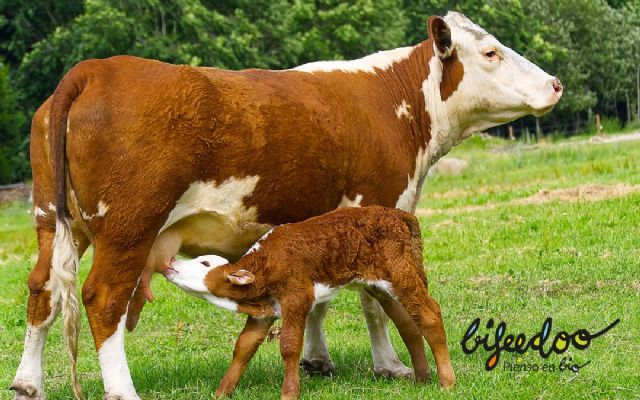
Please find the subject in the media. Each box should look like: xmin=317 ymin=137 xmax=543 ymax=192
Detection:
xmin=1 ymin=133 xmax=639 ymax=399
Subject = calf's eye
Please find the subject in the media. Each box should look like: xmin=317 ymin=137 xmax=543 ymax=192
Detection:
xmin=201 ymin=261 xmax=210 ymax=267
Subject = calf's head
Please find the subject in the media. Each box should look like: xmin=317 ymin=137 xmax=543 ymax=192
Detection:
xmin=163 ymin=255 xmax=256 ymax=298
xmin=427 ymin=12 xmax=562 ymax=139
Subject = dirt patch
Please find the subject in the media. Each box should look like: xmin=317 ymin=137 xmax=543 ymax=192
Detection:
xmin=416 ymin=203 xmax=497 ymax=217
xmin=425 ymin=181 xmax=546 ymax=201
xmin=513 ymin=183 xmax=640 ymax=205
xmin=586 ymin=131 xmax=640 ymax=145
xmin=429 ymin=219 xmax=458 ymax=229
xmin=469 ymin=274 xmax=513 ymax=285
xmin=537 ymin=279 xmax=583 ymax=296
xmin=429 ymin=188 xmax=472 ymax=200
xmin=416 ymin=183 xmax=640 ymax=216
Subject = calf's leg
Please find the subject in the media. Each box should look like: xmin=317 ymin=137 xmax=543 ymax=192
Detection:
xmin=367 ymin=288 xmax=431 ymax=383
xmin=216 ymin=316 xmax=276 ymax=397
xmin=279 ymin=297 xmax=312 ymax=400
xmin=12 ymin=227 xmax=89 ymax=400
xmin=359 ymin=289 xmax=413 ymax=379
xmin=394 ymin=287 xmax=455 ymax=388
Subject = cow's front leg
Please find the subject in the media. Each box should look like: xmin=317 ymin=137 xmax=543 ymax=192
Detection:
xmin=359 ymin=289 xmax=413 ymax=379
xmin=82 ymin=242 xmax=148 ymax=400
xmin=301 ymin=301 xmax=334 ymax=376
xmin=12 ymin=228 xmax=89 ymax=400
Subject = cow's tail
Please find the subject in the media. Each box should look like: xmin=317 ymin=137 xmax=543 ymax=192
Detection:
xmin=49 ymin=63 xmax=89 ymax=400
xmin=398 ymin=209 xmax=428 ymax=287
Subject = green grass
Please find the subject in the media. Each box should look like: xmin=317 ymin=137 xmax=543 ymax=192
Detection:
xmin=2 ymin=134 xmax=640 ymax=399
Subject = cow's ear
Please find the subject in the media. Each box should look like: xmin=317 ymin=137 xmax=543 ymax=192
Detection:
xmin=428 ymin=16 xmax=452 ymax=58
xmin=227 ymin=269 xmax=255 ymax=286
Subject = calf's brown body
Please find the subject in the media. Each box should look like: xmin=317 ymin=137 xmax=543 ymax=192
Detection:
xmin=167 ymin=206 xmax=455 ymax=399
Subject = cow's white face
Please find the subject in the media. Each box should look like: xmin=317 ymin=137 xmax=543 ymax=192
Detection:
xmin=434 ymin=12 xmax=562 ymax=137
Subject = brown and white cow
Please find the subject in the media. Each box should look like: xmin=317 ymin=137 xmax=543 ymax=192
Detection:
xmin=12 ymin=12 xmax=562 ymax=400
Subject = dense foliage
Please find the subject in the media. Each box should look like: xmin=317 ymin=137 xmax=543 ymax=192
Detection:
xmin=0 ymin=0 xmax=639 ymax=183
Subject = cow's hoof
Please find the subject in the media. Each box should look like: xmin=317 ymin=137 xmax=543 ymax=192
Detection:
xmin=373 ymin=365 xmax=414 ymax=379
xmin=10 ymin=379 xmax=44 ymax=400
xmin=300 ymin=358 xmax=335 ymax=376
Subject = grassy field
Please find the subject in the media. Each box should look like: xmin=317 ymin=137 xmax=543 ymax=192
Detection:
xmin=1 ymin=134 xmax=639 ymax=399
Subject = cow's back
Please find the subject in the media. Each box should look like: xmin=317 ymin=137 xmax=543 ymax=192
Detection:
xmin=34 ymin=55 xmax=418 ymax=258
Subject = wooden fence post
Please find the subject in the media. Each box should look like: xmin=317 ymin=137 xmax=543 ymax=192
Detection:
xmin=508 ymin=125 xmax=515 ymax=140
xmin=595 ymin=113 xmax=601 ymax=135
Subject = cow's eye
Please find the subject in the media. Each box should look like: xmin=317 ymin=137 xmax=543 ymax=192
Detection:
xmin=483 ymin=49 xmax=500 ymax=60
xmin=201 ymin=261 xmax=210 ymax=267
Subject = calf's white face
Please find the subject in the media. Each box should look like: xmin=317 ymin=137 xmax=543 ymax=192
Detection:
xmin=441 ymin=12 xmax=563 ymax=135
xmin=163 ymin=255 xmax=228 ymax=298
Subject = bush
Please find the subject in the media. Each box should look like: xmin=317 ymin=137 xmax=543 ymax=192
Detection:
xmin=0 ymin=61 xmax=28 ymax=184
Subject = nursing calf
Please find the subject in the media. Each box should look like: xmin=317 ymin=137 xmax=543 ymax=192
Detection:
xmin=163 ymin=206 xmax=455 ymax=399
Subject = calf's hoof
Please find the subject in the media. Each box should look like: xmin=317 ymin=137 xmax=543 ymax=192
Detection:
xmin=413 ymin=366 xmax=431 ymax=383
xmin=373 ymin=365 xmax=414 ymax=380
xmin=438 ymin=374 xmax=456 ymax=389
xmin=300 ymin=358 xmax=335 ymax=376
xmin=10 ymin=379 xmax=44 ymax=400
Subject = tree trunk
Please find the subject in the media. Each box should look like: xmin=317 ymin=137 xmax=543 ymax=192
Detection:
xmin=636 ymin=64 xmax=640 ymax=123
xmin=626 ymin=91 xmax=631 ymax=126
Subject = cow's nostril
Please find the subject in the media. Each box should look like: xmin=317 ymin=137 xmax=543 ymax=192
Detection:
xmin=552 ymin=78 xmax=563 ymax=96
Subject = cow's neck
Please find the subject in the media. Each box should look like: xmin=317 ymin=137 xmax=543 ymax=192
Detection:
xmin=372 ymin=43 xmax=432 ymax=155
xmin=373 ymin=40 xmax=464 ymax=170
xmin=294 ymin=41 xmax=467 ymax=208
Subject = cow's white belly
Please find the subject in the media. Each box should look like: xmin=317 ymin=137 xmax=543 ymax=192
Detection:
xmin=146 ymin=176 xmax=272 ymax=268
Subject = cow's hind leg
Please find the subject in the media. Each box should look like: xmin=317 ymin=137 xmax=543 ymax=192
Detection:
xmin=12 ymin=227 xmax=89 ymax=400
xmin=301 ymin=301 xmax=335 ymax=375
xmin=359 ymin=289 xmax=413 ymax=379
xmin=82 ymin=237 xmax=152 ymax=400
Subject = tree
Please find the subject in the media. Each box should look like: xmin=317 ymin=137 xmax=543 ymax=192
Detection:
xmin=0 ymin=61 xmax=27 ymax=184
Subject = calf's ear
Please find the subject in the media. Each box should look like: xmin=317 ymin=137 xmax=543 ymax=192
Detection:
xmin=428 ymin=16 xmax=452 ymax=58
xmin=227 ymin=269 xmax=256 ymax=286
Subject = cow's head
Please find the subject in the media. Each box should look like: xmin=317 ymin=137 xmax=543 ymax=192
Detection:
xmin=426 ymin=12 xmax=562 ymax=140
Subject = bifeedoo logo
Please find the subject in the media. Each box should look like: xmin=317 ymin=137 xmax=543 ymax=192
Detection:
xmin=461 ymin=317 xmax=620 ymax=372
